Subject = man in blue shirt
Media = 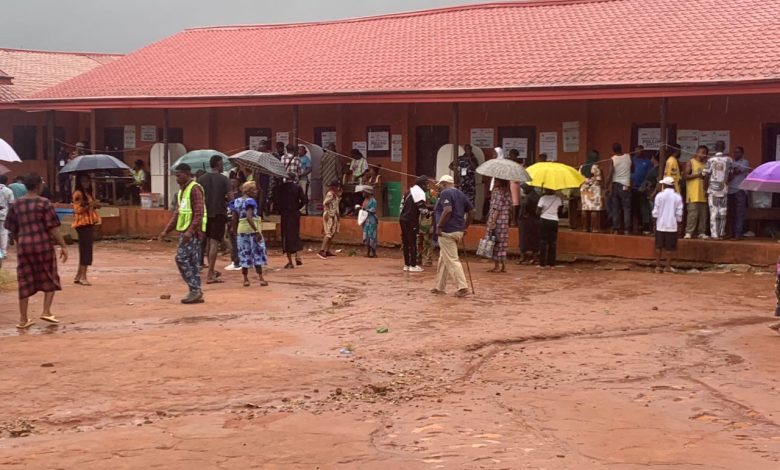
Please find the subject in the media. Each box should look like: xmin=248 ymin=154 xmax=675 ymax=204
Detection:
xmin=630 ymin=145 xmax=652 ymax=233
xmin=727 ymin=146 xmax=750 ymax=239
xmin=433 ymin=175 xmax=474 ymax=297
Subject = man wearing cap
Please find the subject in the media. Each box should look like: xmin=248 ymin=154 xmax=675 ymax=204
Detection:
xmin=159 ymin=163 xmax=207 ymax=304
xmin=318 ymin=180 xmax=342 ymax=259
xmin=652 ymin=176 xmax=683 ymax=274
xmin=433 ymin=175 xmax=474 ymax=297
xmin=399 ymin=176 xmax=430 ymax=272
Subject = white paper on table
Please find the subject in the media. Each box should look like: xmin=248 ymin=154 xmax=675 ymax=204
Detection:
xmin=539 ymin=131 xmax=558 ymax=161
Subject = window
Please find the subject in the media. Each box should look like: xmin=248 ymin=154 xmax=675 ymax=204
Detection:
xmin=13 ymin=126 xmax=37 ymax=161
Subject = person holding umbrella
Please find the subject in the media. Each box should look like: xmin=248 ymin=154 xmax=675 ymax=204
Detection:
xmin=486 ymin=178 xmax=511 ymax=273
xmin=158 ymin=164 xmax=207 ymax=304
xmin=71 ymin=173 xmax=101 ymax=286
xmin=4 ymin=173 xmax=68 ymax=328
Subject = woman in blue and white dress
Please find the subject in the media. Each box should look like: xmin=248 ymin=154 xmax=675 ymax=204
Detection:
xmin=230 ymin=182 xmax=268 ymax=287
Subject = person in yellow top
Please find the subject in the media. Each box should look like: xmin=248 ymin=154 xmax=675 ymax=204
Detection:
xmin=663 ymin=148 xmax=682 ymax=193
xmin=683 ymin=145 xmax=709 ymax=239
xmin=72 ymin=173 xmax=101 ymax=285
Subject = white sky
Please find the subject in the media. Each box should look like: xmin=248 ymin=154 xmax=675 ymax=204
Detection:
xmin=0 ymin=0 xmax=513 ymax=54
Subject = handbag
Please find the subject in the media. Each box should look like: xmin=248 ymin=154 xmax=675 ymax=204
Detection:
xmin=476 ymin=231 xmax=496 ymax=259
xmin=357 ymin=209 xmax=369 ymax=226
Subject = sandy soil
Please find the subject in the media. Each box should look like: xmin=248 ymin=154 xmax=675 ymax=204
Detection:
xmin=0 ymin=240 xmax=779 ymax=469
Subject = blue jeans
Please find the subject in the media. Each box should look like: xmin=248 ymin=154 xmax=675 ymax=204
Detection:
xmin=728 ymin=190 xmax=748 ymax=238
xmin=610 ymin=183 xmax=631 ymax=233
xmin=176 ymin=236 xmax=202 ymax=293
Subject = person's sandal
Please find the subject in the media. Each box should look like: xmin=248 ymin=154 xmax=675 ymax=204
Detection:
xmin=284 ymin=262 xmax=294 ymax=269
xmin=243 ymin=280 xmax=250 ymax=287
xmin=454 ymin=289 xmax=470 ymax=298
xmin=430 ymin=288 xmax=445 ymax=295
xmin=40 ymin=315 xmax=59 ymax=324
xmin=295 ymin=258 xmax=303 ymax=266
xmin=259 ymin=280 xmax=269 ymax=287
xmin=16 ymin=319 xmax=35 ymax=329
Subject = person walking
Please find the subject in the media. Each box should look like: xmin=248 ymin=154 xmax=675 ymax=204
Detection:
xmin=318 ymin=180 xmax=342 ymax=259
xmin=702 ymin=141 xmax=734 ymax=240
xmin=361 ymin=186 xmax=378 ymax=258
xmin=4 ymin=174 xmax=68 ymax=328
xmin=683 ymin=145 xmax=709 ymax=239
xmin=728 ymin=146 xmax=750 ymax=240
xmin=71 ymin=173 xmax=101 ymax=285
xmin=449 ymin=144 xmax=479 ymax=206
xmin=432 ymin=175 xmax=474 ymax=297
xmin=197 ymin=155 xmax=229 ymax=284
xmin=0 ymin=175 xmax=14 ymax=267
xmin=399 ymin=176 xmax=430 ymax=272
xmin=230 ymin=181 xmax=268 ymax=287
xmin=652 ymin=176 xmax=684 ymax=273
xmin=486 ymin=178 xmax=511 ymax=273
xmin=537 ymin=188 xmax=562 ymax=268
xmin=275 ymin=176 xmax=308 ymax=268
xmin=159 ymin=164 xmax=207 ymax=304
xmin=605 ymin=143 xmax=632 ymax=234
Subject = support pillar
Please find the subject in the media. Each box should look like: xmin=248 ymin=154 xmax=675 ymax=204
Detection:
xmin=163 ymin=108 xmax=170 ymax=207
xmin=292 ymin=105 xmax=299 ymax=146
xmin=658 ymin=97 xmax=669 ymax=186
xmin=47 ymin=110 xmax=55 ymax=190
xmin=451 ymin=102 xmax=460 ymax=171
xmin=89 ymin=110 xmax=97 ymax=154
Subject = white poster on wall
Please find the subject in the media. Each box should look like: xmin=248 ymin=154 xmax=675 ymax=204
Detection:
xmin=502 ymin=138 xmax=528 ymax=159
xmin=637 ymin=127 xmax=661 ymax=151
xmin=562 ymin=121 xmax=580 ymax=152
xmin=352 ymin=141 xmax=368 ymax=157
xmin=123 ymin=125 xmax=136 ymax=149
xmin=321 ymin=131 xmax=337 ymax=149
xmin=276 ymin=131 xmax=290 ymax=146
xmin=248 ymin=136 xmax=265 ymax=151
xmin=699 ymin=130 xmax=730 ymax=154
xmin=367 ymin=131 xmax=390 ymax=151
xmin=539 ymin=132 xmax=558 ymax=161
xmin=470 ymin=128 xmax=494 ymax=148
xmin=391 ymin=134 xmax=403 ymax=162
xmin=677 ymin=129 xmax=700 ymax=161
xmin=140 ymin=125 xmax=157 ymax=142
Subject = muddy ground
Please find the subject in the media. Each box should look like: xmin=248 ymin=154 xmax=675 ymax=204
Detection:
xmin=0 ymin=240 xmax=779 ymax=469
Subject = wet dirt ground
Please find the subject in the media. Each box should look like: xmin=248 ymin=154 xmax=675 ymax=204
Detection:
xmin=0 ymin=240 xmax=779 ymax=469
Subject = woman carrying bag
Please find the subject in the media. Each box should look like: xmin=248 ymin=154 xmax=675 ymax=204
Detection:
xmin=72 ymin=173 xmax=101 ymax=286
xmin=486 ymin=179 xmax=511 ymax=273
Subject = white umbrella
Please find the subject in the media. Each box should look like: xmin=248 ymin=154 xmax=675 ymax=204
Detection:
xmin=0 ymin=138 xmax=22 ymax=163
xmin=476 ymin=158 xmax=531 ymax=182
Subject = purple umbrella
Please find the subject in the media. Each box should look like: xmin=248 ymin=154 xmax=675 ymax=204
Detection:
xmin=740 ymin=161 xmax=780 ymax=193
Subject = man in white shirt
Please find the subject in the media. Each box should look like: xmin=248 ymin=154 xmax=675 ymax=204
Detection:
xmin=652 ymin=176 xmax=683 ymax=273
xmin=605 ymin=142 xmax=633 ymax=235
xmin=702 ymin=140 xmax=734 ymax=240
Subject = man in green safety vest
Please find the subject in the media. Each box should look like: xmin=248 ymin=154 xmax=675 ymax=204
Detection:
xmin=159 ymin=163 xmax=207 ymax=304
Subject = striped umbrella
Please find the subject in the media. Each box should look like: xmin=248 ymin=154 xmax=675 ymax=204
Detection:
xmin=59 ymin=154 xmax=131 ymax=174
xmin=229 ymin=150 xmax=289 ymax=178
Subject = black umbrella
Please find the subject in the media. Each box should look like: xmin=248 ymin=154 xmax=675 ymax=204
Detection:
xmin=60 ymin=154 xmax=131 ymax=174
xmin=229 ymin=150 xmax=288 ymax=178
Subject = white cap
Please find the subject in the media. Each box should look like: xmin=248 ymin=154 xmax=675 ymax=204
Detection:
xmin=438 ymin=175 xmax=455 ymax=184
xmin=660 ymin=176 xmax=675 ymax=186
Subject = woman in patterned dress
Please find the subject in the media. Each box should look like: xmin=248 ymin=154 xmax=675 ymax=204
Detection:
xmin=72 ymin=173 xmax=101 ymax=286
xmin=361 ymin=187 xmax=378 ymax=258
xmin=486 ymin=178 xmax=511 ymax=273
xmin=580 ymin=161 xmax=604 ymax=232
xmin=230 ymin=182 xmax=268 ymax=287
xmin=4 ymin=174 xmax=68 ymax=329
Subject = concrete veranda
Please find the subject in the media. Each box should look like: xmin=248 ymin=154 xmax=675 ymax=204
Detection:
xmin=0 ymin=241 xmax=779 ymax=468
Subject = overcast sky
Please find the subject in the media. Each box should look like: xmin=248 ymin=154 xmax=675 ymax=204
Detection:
xmin=0 ymin=0 xmax=510 ymax=54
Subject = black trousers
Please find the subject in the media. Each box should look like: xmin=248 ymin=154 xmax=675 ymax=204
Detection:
xmin=400 ymin=220 xmax=419 ymax=267
xmin=539 ymin=219 xmax=558 ymax=267
xmin=76 ymin=225 xmax=94 ymax=266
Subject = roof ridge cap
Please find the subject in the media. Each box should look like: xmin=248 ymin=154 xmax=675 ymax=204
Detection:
xmin=0 ymin=47 xmax=122 ymax=57
xmin=184 ymin=0 xmax=618 ymax=32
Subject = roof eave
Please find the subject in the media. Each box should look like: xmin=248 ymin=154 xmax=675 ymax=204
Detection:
xmin=16 ymin=79 xmax=780 ymax=111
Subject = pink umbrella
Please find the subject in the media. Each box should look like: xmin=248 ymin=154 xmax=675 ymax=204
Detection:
xmin=739 ymin=161 xmax=780 ymax=193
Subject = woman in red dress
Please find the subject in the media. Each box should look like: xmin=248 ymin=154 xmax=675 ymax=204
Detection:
xmin=4 ymin=174 xmax=69 ymax=329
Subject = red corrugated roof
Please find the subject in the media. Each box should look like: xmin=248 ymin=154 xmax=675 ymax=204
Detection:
xmin=22 ymin=0 xmax=780 ymax=105
xmin=0 ymin=48 xmax=121 ymax=103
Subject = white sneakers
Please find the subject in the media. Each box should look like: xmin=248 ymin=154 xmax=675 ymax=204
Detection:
xmin=403 ymin=266 xmax=424 ymax=272
xmin=224 ymin=263 xmax=241 ymax=271
xmin=683 ymin=233 xmax=692 ymax=239
xmin=698 ymin=234 xmax=710 ymax=240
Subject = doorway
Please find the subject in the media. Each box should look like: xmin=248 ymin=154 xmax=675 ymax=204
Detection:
xmin=415 ymin=125 xmax=449 ymax=178
xmin=103 ymin=127 xmax=124 ymax=161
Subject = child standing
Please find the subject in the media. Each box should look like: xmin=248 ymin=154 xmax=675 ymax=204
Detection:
xmin=361 ymin=187 xmax=378 ymax=258
xmin=230 ymin=182 xmax=268 ymax=287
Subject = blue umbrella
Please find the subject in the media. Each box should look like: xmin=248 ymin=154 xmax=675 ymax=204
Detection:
xmin=172 ymin=149 xmax=234 ymax=172
xmin=59 ymin=154 xmax=131 ymax=174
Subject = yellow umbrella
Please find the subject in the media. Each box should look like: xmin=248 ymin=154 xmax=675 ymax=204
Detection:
xmin=526 ymin=162 xmax=585 ymax=190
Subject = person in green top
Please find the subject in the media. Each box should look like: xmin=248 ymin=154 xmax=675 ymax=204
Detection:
xmin=417 ymin=187 xmax=439 ymax=267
